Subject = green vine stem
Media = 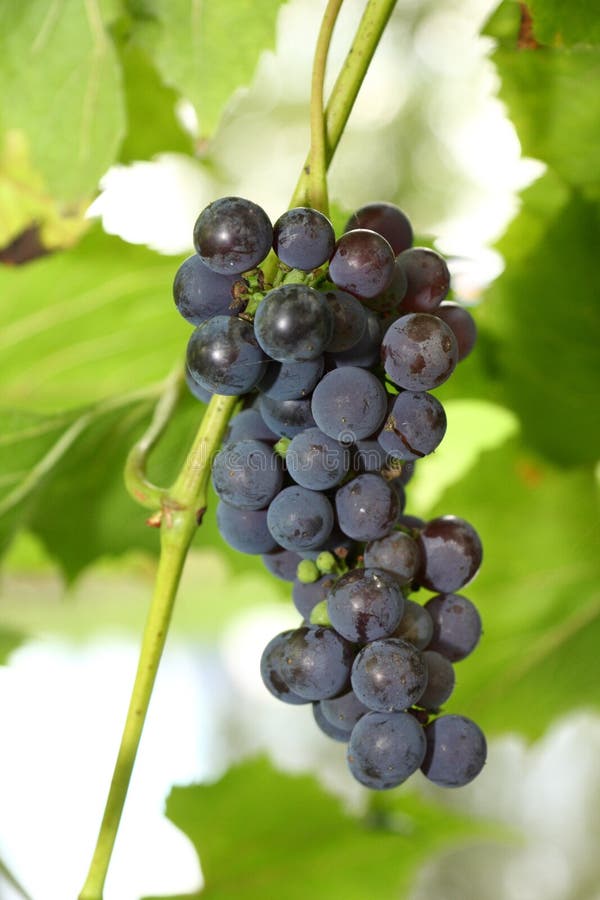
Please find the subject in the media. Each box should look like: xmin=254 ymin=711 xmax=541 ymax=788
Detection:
xmin=79 ymin=1 xmax=398 ymax=896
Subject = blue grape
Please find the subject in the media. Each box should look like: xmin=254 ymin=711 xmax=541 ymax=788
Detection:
xmin=377 ymin=391 xmax=447 ymax=461
xmin=397 ymin=513 xmax=424 ymax=531
xmin=421 ymin=715 xmax=487 ymax=787
xmin=216 ymin=502 xmax=277 ymax=554
xmin=418 ymin=651 xmax=455 ymax=709
xmin=211 ymin=440 xmax=283 ymax=509
xmin=381 ymin=313 xmax=458 ymax=391
xmin=352 ymin=440 xmax=389 ymax=474
xmin=347 ymin=711 xmax=426 ymax=790
xmin=312 ymin=703 xmax=351 ymax=742
xmin=351 ymin=638 xmax=427 ymax=712
xmin=418 ymin=517 xmax=483 ymax=593
xmin=286 ymin=427 xmax=349 ymax=490
xmin=254 ymin=284 xmax=333 ymax=362
xmin=321 ymin=690 xmax=370 ymax=732
xmin=267 ymin=486 xmax=334 ymax=551
xmin=279 ymin=626 xmax=356 ymax=700
xmin=193 ymin=196 xmax=272 ymax=275
xmin=185 ymin=365 xmax=214 ymax=404
xmin=344 ymin=202 xmax=413 ymax=256
xmin=293 ymin=574 xmax=337 ymax=619
xmin=186 ymin=316 xmax=267 ymax=395
xmin=173 ymin=254 xmax=242 ymax=324
xmin=424 ymin=593 xmax=482 ymax=662
xmin=393 ymin=599 xmax=434 ymax=650
xmin=436 ymin=302 xmax=477 ymax=361
xmin=326 ymin=568 xmax=404 ymax=643
xmin=329 ymin=230 xmax=395 ymax=299
xmin=259 ymin=394 xmax=316 ymax=437
xmin=363 ymin=531 xmax=421 ymax=585
xmin=311 ymin=367 xmax=387 ymax=442
xmin=335 ymin=474 xmax=399 ymax=541
xmin=323 ymin=289 xmax=367 ymax=352
xmin=272 ymin=207 xmax=335 ymax=270
xmin=227 ymin=408 xmax=278 ymax=444
xmin=261 ymin=548 xmax=302 ymax=582
xmin=396 ymin=247 xmax=450 ymax=313
xmin=366 ymin=257 xmax=408 ymax=314
xmin=258 ymin=357 xmax=324 ymax=400
xmin=329 ymin=309 xmax=382 ymax=368
xmin=260 ymin=632 xmax=309 ymax=705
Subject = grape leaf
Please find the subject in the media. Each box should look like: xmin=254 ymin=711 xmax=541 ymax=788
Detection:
xmin=0 ymin=0 xmax=126 ymax=202
xmin=421 ymin=437 xmax=600 ymax=739
xmin=527 ymin=0 xmax=600 ymax=46
xmin=146 ymin=758 xmax=484 ymax=900
xmin=145 ymin=0 xmax=285 ymax=136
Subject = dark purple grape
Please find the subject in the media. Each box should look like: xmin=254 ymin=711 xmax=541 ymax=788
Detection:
xmin=258 ymin=357 xmax=324 ymax=400
xmin=328 ymin=229 xmax=395 ymax=300
xmin=436 ymin=302 xmax=477 ymax=361
xmin=186 ymin=316 xmax=267 ymax=395
xmin=396 ymin=247 xmax=450 ymax=313
xmin=267 ymin=486 xmax=334 ymax=552
xmin=418 ymin=517 xmax=483 ymax=593
xmin=323 ymin=289 xmax=367 ymax=352
xmin=326 ymin=568 xmax=404 ymax=643
xmin=211 ymin=440 xmax=282 ymax=509
xmin=272 ymin=207 xmax=335 ymax=270
xmin=216 ymin=502 xmax=277 ymax=554
xmin=363 ymin=532 xmax=421 ymax=585
xmin=381 ymin=313 xmax=458 ymax=391
xmin=393 ymin=599 xmax=434 ymax=650
xmin=286 ymin=427 xmax=349 ymax=490
xmin=321 ymin=690 xmax=370 ymax=731
xmin=344 ymin=202 xmax=413 ymax=256
xmin=312 ymin=702 xmax=351 ymax=741
xmin=418 ymin=651 xmax=455 ymax=709
xmin=292 ymin=574 xmax=337 ymax=619
xmin=279 ymin=625 xmax=355 ymax=700
xmin=328 ymin=309 xmax=383 ymax=369
xmin=260 ymin=632 xmax=309 ymax=705
xmin=261 ymin=549 xmax=302 ymax=582
xmin=347 ymin=711 xmax=426 ymax=789
xmin=397 ymin=513 xmax=425 ymax=531
xmin=193 ymin=196 xmax=272 ymax=275
xmin=421 ymin=715 xmax=487 ymax=787
xmin=311 ymin=367 xmax=387 ymax=442
xmin=377 ymin=390 xmax=447 ymax=461
xmin=365 ymin=257 xmax=408 ymax=314
xmin=185 ymin=365 xmax=214 ymax=404
xmin=227 ymin=408 xmax=278 ymax=444
xmin=173 ymin=254 xmax=243 ymax=324
xmin=254 ymin=284 xmax=333 ymax=362
xmin=351 ymin=638 xmax=427 ymax=712
xmin=258 ymin=394 xmax=316 ymax=437
xmin=424 ymin=593 xmax=482 ymax=662
xmin=352 ymin=440 xmax=389 ymax=474
xmin=335 ymin=474 xmax=399 ymax=542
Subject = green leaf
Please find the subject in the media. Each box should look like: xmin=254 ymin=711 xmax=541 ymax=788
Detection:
xmin=528 ymin=0 xmax=600 ymax=46
xmin=425 ymin=437 xmax=600 ymax=739
xmin=148 ymin=758 xmax=484 ymax=900
xmin=0 ymin=0 xmax=126 ymax=202
xmin=146 ymin=0 xmax=285 ymax=136
xmin=0 ymin=625 xmax=25 ymax=664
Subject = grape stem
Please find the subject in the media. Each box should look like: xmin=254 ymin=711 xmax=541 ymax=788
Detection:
xmin=78 ymin=1 xmax=398 ymax=896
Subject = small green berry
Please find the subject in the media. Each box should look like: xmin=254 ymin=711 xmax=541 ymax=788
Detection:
xmin=309 ymin=600 xmax=331 ymax=627
xmin=297 ymin=559 xmax=319 ymax=583
xmin=316 ymin=551 xmax=337 ymax=574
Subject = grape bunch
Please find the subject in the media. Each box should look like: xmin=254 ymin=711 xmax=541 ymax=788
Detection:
xmin=174 ymin=196 xmax=486 ymax=791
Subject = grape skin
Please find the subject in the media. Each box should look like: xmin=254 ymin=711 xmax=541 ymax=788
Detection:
xmin=259 ymin=394 xmax=317 ymax=438
xmin=185 ymin=365 xmax=214 ymax=404
xmin=261 ymin=549 xmax=303 ymax=582
xmin=272 ymin=207 xmax=336 ymax=271
xmin=436 ymin=302 xmax=477 ymax=361
xmin=173 ymin=254 xmax=242 ymax=324
xmin=381 ymin=313 xmax=458 ymax=392
xmin=311 ymin=367 xmax=388 ymax=442
xmin=260 ymin=632 xmax=309 ymax=705
xmin=193 ymin=196 xmax=272 ymax=275
xmin=396 ymin=247 xmax=450 ymax=314
xmin=347 ymin=711 xmax=426 ymax=790
xmin=227 ymin=408 xmax=278 ymax=444
xmin=344 ymin=202 xmax=413 ymax=256
xmin=329 ymin=229 xmax=396 ymax=300
xmin=286 ymin=427 xmax=349 ymax=490
xmin=216 ymin=502 xmax=277 ymax=555
xmin=254 ymin=284 xmax=333 ymax=362
xmin=267 ymin=486 xmax=334 ymax=552
xmin=351 ymin=638 xmax=428 ymax=712
xmin=326 ymin=567 xmax=405 ymax=643
xmin=323 ymin=289 xmax=367 ymax=352
xmin=293 ymin=574 xmax=337 ymax=619
xmin=377 ymin=390 xmax=447 ymax=461
xmin=313 ymin=702 xmax=351 ymax=741
xmin=211 ymin=440 xmax=283 ymax=510
xmin=418 ymin=650 xmax=455 ymax=709
xmin=321 ymin=689 xmax=370 ymax=731
xmin=279 ymin=626 xmax=356 ymax=700
xmin=258 ymin=357 xmax=324 ymax=401
xmin=393 ymin=599 xmax=434 ymax=650
xmin=418 ymin=516 xmax=483 ymax=593
xmin=335 ymin=474 xmax=399 ymax=542
xmin=421 ymin=714 xmax=487 ymax=787
xmin=329 ymin=309 xmax=382 ymax=368
xmin=363 ymin=531 xmax=421 ymax=585
xmin=186 ymin=316 xmax=267 ymax=395
xmin=424 ymin=593 xmax=482 ymax=662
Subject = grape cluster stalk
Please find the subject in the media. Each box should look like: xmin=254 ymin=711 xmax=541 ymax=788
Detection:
xmin=177 ymin=196 xmax=486 ymax=791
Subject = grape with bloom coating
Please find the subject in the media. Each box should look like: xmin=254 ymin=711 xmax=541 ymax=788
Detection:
xmin=363 ymin=531 xmax=421 ymax=585
xmin=286 ymin=427 xmax=349 ymax=490
xmin=173 ymin=255 xmax=242 ymax=324
xmin=259 ymin=394 xmax=316 ymax=437
xmin=324 ymin=289 xmax=367 ymax=352
xmin=344 ymin=202 xmax=413 ymax=255
xmin=211 ymin=440 xmax=282 ymax=509
xmin=381 ymin=313 xmax=458 ymax=391
xmin=267 ymin=486 xmax=334 ymax=551
xmin=351 ymin=638 xmax=427 ymax=712
xmin=396 ymin=247 xmax=450 ymax=313
xmin=279 ymin=625 xmax=355 ymax=700
xmin=418 ymin=517 xmax=483 ymax=593
xmin=272 ymin=207 xmax=335 ymax=270
xmin=260 ymin=632 xmax=309 ymax=705
xmin=329 ymin=229 xmax=395 ymax=299
xmin=326 ymin=567 xmax=405 ymax=643
xmin=436 ymin=302 xmax=477 ymax=360
xmin=312 ymin=367 xmax=387 ymax=442
xmin=193 ymin=196 xmax=272 ymax=275
xmin=216 ymin=502 xmax=277 ymax=554
xmin=424 ymin=593 xmax=482 ymax=661
xmin=393 ymin=599 xmax=434 ymax=650
xmin=254 ymin=284 xmax=333 ymax=362
xmin=186 ymin=316 xmax=267 ymax=395
xmin=335 ymin=474 xmax=398 ymax=541
xmin=377 ymin=390 xmax=447 ymax=461
xmin=418 ymin=651 xmax=455 ymax=709
xmin=421 ymin=714 xmax=487 ymax=787
xmin=347 ymin=711 xmax=426 ymax=789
